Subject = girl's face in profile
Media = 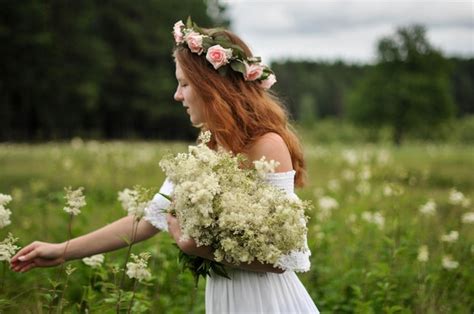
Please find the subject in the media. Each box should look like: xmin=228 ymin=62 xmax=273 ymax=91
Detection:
xmin=174 ymin=60 xmax=206 ymax=127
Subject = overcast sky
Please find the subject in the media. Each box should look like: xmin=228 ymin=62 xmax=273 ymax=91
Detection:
xmin=223 ymin=0 xmax=474 ymax=64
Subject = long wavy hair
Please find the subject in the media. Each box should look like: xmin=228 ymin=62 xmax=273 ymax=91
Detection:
xmin=173 ymin=28 xmax=307 ymax=187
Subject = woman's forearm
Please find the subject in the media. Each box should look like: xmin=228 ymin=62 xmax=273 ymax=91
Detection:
xmin=64 ymin=215 xmax=159 ymax=261
xmin=181 ymin=241 xmax=284 ymax=274
xmin=168 ymin=214 xmax=284 ymax=273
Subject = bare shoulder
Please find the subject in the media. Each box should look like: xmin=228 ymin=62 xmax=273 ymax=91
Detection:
xmin=247 ymin=132 xmax=293 ymax=172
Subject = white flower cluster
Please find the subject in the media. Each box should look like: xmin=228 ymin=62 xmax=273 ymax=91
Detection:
xmin=63 ymin=187 xmax=86 ymax=216
xmin=440 ymin=230 xmax=459 ymax=243
xmin=361 ymin=211 xmax=385 ymax=230
xmin=253 ymin=156 xmax=279 ymax=179
xmin=442 ymin=255 xmax=459 ymax=270
xmin=417 ymin=245 xmax=429 ymax=263
xmin=317 ymin=196 xmax=339 ymax=221
xmin=118 ymin=187 xmax=150 ymax=219
xmin=159 ymin=131 xmax=309 ymax=266
xmin=419 ymin=199 xmax=437 ymax=216
xmin=448 ymin=188 xmax=471 ymax=207
xmin=82 ymin=254 xmax=105 ymax=268
xmin=0 ymin=193 xmax=13 ymax=228
xmin=461 ymin=212 xmax=474 ymax=224
xmin=126 ymin=252 xmax=152 ymax=282
xmin=0 ymin=233 xmax=19 ymax=262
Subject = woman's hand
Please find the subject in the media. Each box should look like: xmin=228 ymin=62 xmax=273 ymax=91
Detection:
xmin=10 ymin=241 xmax=66 ymax=273
xmin=166 ymin=214 xmax=212 ymax=258
xmin=166 ymin=213 xmax=194 ymax=254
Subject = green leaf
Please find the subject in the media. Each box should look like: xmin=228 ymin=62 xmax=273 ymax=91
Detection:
xmin=158 ymin=192 xmax=172 ymax=201
xmin=186 ymin=16 xmax=193 ymax=29
xmin=211 ymin=263 xmax=231 ymax=279
xmin=217 ymin=66 xmax=228 ymax=77
xmin=230 ymin=61 xmax=246 ymax=75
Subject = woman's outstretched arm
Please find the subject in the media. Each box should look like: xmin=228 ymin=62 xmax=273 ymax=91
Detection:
xmin=10 ymin=216 xmax=159 ymax=272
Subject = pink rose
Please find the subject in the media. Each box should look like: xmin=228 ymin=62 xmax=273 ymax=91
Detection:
xmin=205 ymin=45 xmax=233 ymax=70
xmin=185 ymin=31 xmax=204 ymax=55
xmin=173 ymin=20 xmax=185 ymax=44
xmin=244 ymin=63 xmax=264 ymax=81
xmin=260 ymin=74 xmax=277 ymax=89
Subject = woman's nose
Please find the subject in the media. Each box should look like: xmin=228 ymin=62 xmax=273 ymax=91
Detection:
xmin=174 ymin=87 xmax=183 ymax=102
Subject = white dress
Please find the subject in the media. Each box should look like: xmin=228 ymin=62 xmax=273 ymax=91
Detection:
xmin=144 ymin=171 xmax=319 ymax=314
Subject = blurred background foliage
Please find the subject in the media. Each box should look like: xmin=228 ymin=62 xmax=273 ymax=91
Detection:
xmin=0 ymin=0 xmax=472 ymax=145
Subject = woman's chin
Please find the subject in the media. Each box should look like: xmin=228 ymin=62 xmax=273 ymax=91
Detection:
xmin=191 ymin=122 xmax=204 ymax=128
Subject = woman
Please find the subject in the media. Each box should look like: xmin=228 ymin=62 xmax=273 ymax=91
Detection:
xmin=11 ymin=20 xmax=319 ymax=313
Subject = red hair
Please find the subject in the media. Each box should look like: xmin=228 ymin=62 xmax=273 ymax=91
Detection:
xmin=173 ymin=29 xmax=307 ymax=187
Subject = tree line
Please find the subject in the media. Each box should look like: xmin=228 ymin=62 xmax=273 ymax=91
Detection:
xmin=1 ymin=2 xmax=472 ymax=144
xmin=0 ymin=0 xmax=226 ymax=141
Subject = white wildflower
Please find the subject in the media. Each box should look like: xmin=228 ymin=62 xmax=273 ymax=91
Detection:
xmin=449 ymin=188 xmax=468 ymax=206
xmin=198 ymin=130 xmax=212 ymax=144
xmin=441 ymin=230 xmax=459 ymax=243
xmin=318 ymin=196 xmax=339 ymax=211
xmin=419 ymin=199 xmax=437 ymax=216
xmin=361 ymin=211 xmax=385 ymax=229
xmin=0 ymin=193 xmax=12 ymax=206
xmin=0 ymin=233 xmax=20 ymax=262
xmin=126 ymin=252 xmax=152 ymax=282
xmin=383 ymin=184 xmax=404 ymax=197
xmin=372 ymin=212 xmax=385 ymax=229
xmin=253 ymin=156 xmax=280 ymax=179
xmin=342 ymin=149 xmax=359 ymax=165
xmin=442 ymin=255 xmax=459 ymax=270
xmin=118 ymin=187 xmax=149 ymax=219
xmin=65 ymin=264 xmax=76 ymax=276
xmin=461 ymin=212 xmax=474 ymax=224
xmin=417 ymin=245 xmax=429 ymax=262
xmin=383 ymin=185 xmax=394 ymax=197
xmin=82 ymin=254 xmax=105 ymax=268
xmin=63 ymin=187 xmax=86 ymax=216
xmin=0 ymin=193 xmax=12 ymax=228
xmin=328 ymin=179 xmax=340 ymax=192
xmin=317 ymin=196 xmax=338 ymax=221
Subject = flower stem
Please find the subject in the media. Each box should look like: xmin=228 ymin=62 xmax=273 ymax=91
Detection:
xmin=55 ymin=214 xmax=74 ymax=313
xmin=116 ymin=218 xmax=140 ymax=313
xmin=1 ymin=261 xmax=6 ymax=291
xmin=127 ymin=279 xmax=139 ymax=314
xmin=56 ymin=272 xmax=71 ymax=314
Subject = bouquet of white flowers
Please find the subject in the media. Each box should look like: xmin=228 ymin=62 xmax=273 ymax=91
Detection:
xmin=159 ymin=131 xmax=310 ymax=282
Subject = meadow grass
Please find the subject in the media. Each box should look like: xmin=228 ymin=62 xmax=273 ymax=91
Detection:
xmin=0 ymin=139 xmax=473 ymax=313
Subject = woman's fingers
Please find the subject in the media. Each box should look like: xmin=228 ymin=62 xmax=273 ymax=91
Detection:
xmin=15 ymin=247 xmax=40 ymax=263
xmin=11 ymin=260 xmax=34 ymax=272
xmin=13 ymin=257 xmax=62 ymax=272
xmin=10 ymin=242 xmax=38 ymax=263
xmin=17 ymin=261 xmax=36 ymax=272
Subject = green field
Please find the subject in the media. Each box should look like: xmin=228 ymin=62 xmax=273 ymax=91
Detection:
xmin=0 ymin=140 xmax=473 ymax=313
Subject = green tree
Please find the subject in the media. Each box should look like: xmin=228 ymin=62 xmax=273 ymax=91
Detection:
xmin=0 ymin=0 xmax=227 ymax=141
xmin=348 ymin=25 xmax=455 ymax=145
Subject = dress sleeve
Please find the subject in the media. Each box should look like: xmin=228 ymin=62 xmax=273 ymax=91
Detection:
xmin=265 ymin=171 xmax=312 ymax=273
xmin=143 ymin=178 xmax=174 ymax=232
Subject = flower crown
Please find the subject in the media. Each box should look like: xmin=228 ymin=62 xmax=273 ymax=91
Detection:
xmin=173 ymin=18 xmax=277 ymax=90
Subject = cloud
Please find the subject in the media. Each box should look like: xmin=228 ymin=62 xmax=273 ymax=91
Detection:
xmin=224 ymin=0 xmax=474 ymax=62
